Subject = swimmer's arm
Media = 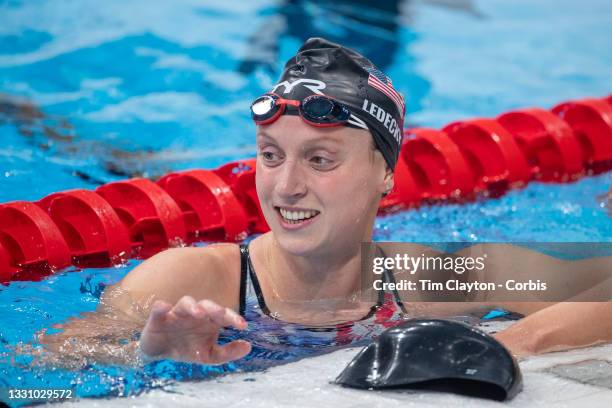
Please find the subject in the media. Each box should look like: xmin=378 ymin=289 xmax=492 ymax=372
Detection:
xmin=34 ymin=320 xmax=143 ymax=368
xmin=116 ymin=245 xmax=240 ymax=310
xmin=457 ymin=246 xmax=612 ymax=356
xmin=460 ymin=244 xmax=611 ymax=301
xmin=32 ymin=286 xmax=146 ymax=368
xmin=452 ymin=245 xmax=612 ymax=355
xmin=495 ymin=302 xmax=612 ymax=357
xmin=37 ymin=246 xmax=240 ymax=367
xmin=396 ymin=244 xmax=611 ymax=356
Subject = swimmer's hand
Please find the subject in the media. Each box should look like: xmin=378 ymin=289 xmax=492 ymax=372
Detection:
xmin=139 ymin=296 xmax=251 ymax=364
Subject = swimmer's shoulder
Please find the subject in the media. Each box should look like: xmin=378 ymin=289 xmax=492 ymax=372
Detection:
xmin=116 ymin=243 xmax=243 ymax=311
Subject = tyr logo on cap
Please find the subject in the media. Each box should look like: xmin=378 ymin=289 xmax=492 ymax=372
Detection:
xmin=272 ymin=79 xmax=327 ymax=95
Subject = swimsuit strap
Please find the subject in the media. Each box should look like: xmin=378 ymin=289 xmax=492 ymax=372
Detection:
xmin=239 ymin=243 xmax=271 ymax=316
xmin=376 ymin=245 xmax=408 ymax=315
xmin=238 ymin=243 xmax=248 ymax=316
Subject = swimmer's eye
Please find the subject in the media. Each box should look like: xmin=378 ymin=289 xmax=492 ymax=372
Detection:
xmin=258 ymin=150 xmax=282 ymax=165
xmin=310 ymin=155 xmax=335 ymax=169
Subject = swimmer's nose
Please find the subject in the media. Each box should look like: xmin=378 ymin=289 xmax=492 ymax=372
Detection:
xmin=274 ymin=159 xmax=308 ymax=200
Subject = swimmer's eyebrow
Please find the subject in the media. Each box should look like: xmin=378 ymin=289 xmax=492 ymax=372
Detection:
xmin=256 ymin=132 xmax=275 ymax=141
xmin=256 ymin=132 xmax=343 ymax=147
xmin=303 ymin=136 xmax=344 ymax=147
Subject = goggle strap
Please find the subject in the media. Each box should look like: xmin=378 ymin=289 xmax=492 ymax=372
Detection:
xmin=348 ymin=114 xmax=369 ymax=130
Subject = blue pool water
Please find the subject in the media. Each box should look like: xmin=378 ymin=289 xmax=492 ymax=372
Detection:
xmin=1 ymin=0 xmax=612 ymax=404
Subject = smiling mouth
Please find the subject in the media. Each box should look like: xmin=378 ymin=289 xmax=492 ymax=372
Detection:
xmin=275 ymin=206 xmax=321 ymax=224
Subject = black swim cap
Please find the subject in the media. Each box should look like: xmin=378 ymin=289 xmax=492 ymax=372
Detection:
xmin=335 ymin=319 xmax=523 ymax=401
xmin=271 ymin=37 xmax=405 ymax=170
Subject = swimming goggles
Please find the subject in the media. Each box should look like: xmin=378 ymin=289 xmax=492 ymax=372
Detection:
xmin=250 ymin=93 xmax=367 ymax=130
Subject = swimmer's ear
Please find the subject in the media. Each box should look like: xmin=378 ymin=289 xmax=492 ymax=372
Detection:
xmin=382 ymin=166 xmax=394 ymax=197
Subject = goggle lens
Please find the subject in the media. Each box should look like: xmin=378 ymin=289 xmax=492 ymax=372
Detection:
xmin=251 ymin=95 xmax=279 ymax=121
xmin=302 ymin=97 xmax=333 ymax=118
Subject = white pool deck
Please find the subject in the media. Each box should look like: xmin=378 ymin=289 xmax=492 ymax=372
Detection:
xmin=56 ymin=322 xmax=612 ymax=408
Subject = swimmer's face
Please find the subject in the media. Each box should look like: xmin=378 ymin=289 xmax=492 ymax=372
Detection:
xmin=256 ymin=115 xmax=392 ymax=256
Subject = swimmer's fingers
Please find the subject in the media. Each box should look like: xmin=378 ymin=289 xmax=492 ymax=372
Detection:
xmin=147 ymin=300 xmax=173 ymax=324
xmin=208 ymin=340 xmax=252 ymax=365
xmin=151 ymin=299 xmax=173 ymax=315
xmin=197 ymin=299 xmax=247 ymax=330
xmin=170 ymin=296 xmax=200 ymax=318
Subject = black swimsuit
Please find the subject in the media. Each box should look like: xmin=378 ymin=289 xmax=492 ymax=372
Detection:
xmin=238 ymin=243 xmax=407 ymax=320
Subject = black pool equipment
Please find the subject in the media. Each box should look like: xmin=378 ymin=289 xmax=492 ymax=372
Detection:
xmin=335 ymin=319 xmax=522 ymax=401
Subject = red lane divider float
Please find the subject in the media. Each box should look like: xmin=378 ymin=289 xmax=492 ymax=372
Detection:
xmin=215 ymin=159 xmax=269 ymax=234
xmin=37 ymin=189 xmax=131 ymax=266
xmin=157 ymin=169 xmax=250 ymax=242
xmin=0 ymin=201 xmax=71 ymax=281
xmin=96 ymin=178 xmax=185 ymax=255
xmin=0 ymin=95 xmax=610 ymax=281
xmin=443 ymin=118 xmax=531 ymax=195
xmin=497 ymin=108 xmax=584 ymax=182
xmin=403 ymin=128 xmax=474 ymax=200
xmin=0 ymin=241 xmax=17 ymax=281
xmin=552 ymin=98 xmax=612 ymax=173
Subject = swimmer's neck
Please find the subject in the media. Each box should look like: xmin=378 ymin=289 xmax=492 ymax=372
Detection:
xmin=253 ymin=233 xmax=365 ymax=303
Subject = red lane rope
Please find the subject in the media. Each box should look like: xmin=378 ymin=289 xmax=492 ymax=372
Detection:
xmin=1 ymin=95 xmax=611 ymax=282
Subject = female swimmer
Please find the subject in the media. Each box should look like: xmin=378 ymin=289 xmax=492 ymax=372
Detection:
xmin=40 ymin=38 xmax=612 ymax=366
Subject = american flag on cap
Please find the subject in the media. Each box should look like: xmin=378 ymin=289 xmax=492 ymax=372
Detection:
xmin=365 ymin=66 xmax=405 ymax=117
